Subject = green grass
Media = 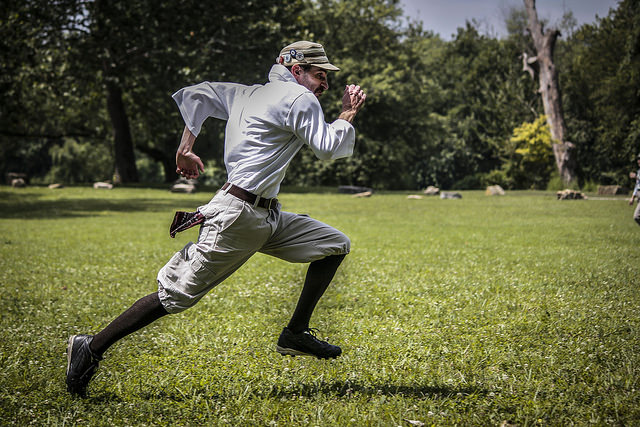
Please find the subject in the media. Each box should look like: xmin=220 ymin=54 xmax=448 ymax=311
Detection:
xmin=1 ymin=186 xmax=639 ymax=426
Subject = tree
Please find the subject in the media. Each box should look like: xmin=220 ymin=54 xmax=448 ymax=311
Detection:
xmin=0 ymin=0 xmax=110 ymax=181
xmin=523 ymin=0 xmax=576 ymax=186
xmin=436 ymin=23 xmax=539 ymax=189
xmin=3 ymin=0 xmax=632 ymax=189
xmin=562 ymin=0 xmax=639 ymax=185
xmin=284 ymin=0 xmax=417 ymax=189
xmin=507 ymin=115 xmax=554 ymax=188
xmin=1 ymin=0 xmax=307 ymax=183
xmin=284 ymin=1 xmax=541 ymax=190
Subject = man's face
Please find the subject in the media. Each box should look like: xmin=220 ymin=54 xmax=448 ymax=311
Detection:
xmin=292 ymin=65 xmax=329 ymax=98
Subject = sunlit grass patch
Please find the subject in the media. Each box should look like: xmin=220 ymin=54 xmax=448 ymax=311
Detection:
xmin=0 ymin=186 xmax=638 ymax=425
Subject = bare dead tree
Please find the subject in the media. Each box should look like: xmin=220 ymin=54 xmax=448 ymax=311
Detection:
xmin=523 ymin=0 xmax=576 ymax=185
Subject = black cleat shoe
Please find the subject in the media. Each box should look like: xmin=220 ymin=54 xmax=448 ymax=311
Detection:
xmin=66 ymin=334 xmax=102 ymax=397
xmin=276 ymin=327 xmax=342 ymax=359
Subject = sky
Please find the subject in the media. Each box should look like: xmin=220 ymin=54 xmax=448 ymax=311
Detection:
xmin=399 ymin=0 xmax=620 ymax=39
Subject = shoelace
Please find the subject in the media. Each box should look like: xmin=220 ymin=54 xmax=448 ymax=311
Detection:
xmin=302 ymin=328 xmax=326 ymax=342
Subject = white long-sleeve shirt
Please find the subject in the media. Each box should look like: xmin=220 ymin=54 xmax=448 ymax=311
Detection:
xmin=172 ymin=64 xmax=355 ymax=199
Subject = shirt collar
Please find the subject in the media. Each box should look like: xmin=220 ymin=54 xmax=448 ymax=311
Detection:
xmin=268 ymin=64 xmax=297 ymax=84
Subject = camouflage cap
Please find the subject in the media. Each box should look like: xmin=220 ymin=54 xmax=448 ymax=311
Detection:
xmin=276 ymin=41 xmax=339 ymax=71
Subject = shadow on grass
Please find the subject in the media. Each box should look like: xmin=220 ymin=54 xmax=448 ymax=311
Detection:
xmin=87 ymin=380 xmax=486 ymax=403
xmin=0 ymin=192 xmax=183 ymax=219
xmin=0 ymin=185 xmax=350 ymax=220
xmin=265 ymin=380 xmax=486 ymax=399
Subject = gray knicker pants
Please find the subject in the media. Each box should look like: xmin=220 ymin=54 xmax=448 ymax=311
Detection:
xmin=157 ymin=190 xmax=350 ymax=313
xmin=635 ymin=200 xmax=640 ymax=225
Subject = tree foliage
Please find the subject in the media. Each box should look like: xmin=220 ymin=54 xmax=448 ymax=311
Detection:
xmin=1 ymin=0 xmax=637 ymax=190
xmin=506 ymin=115 xmax=554 ymax=189
xmin=562 ymin=0 xmax=640 ymax=186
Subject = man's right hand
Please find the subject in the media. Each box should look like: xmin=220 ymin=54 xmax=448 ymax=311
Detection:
xmin=176 ymin=151 xmax=204 ymax=179
xmin=175 ymin=126 xmax=204 ymax=179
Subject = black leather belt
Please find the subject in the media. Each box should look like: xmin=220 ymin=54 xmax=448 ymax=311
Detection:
xmin=221 ymin=182 xmax=278 ymax=210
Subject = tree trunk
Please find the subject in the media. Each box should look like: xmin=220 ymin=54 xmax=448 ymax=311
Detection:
xmin=523 ymin=0 xmax=576 ymax=186
xmin=105 ymin=79 xmax=138 ymax=183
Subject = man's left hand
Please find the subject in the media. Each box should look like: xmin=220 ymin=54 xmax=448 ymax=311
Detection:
xmin=339 ymin=84 xmax=366 ymax=123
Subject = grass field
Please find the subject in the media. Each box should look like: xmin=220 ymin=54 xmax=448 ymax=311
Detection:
xmin=0 ymin=186 xmax=639 ymax=426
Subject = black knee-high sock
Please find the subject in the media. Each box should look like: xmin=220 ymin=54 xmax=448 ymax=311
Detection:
xmin=287 ymin=254 xmax=346 ymax=333
xmin=90 ymin=292 xmax=168 ymax=356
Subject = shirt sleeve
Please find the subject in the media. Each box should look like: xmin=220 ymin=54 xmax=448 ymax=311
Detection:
xmin=287 ymin=92 xmax=355 ymax=160
xmin=172 ymin=82 xmax=249 ymax=137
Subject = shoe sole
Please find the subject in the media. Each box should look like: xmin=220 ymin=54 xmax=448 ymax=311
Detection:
xmin=275 ymin=345 xmax=339 ymax=359
xmin=66 ymin=335 xmax=77 ymax=376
